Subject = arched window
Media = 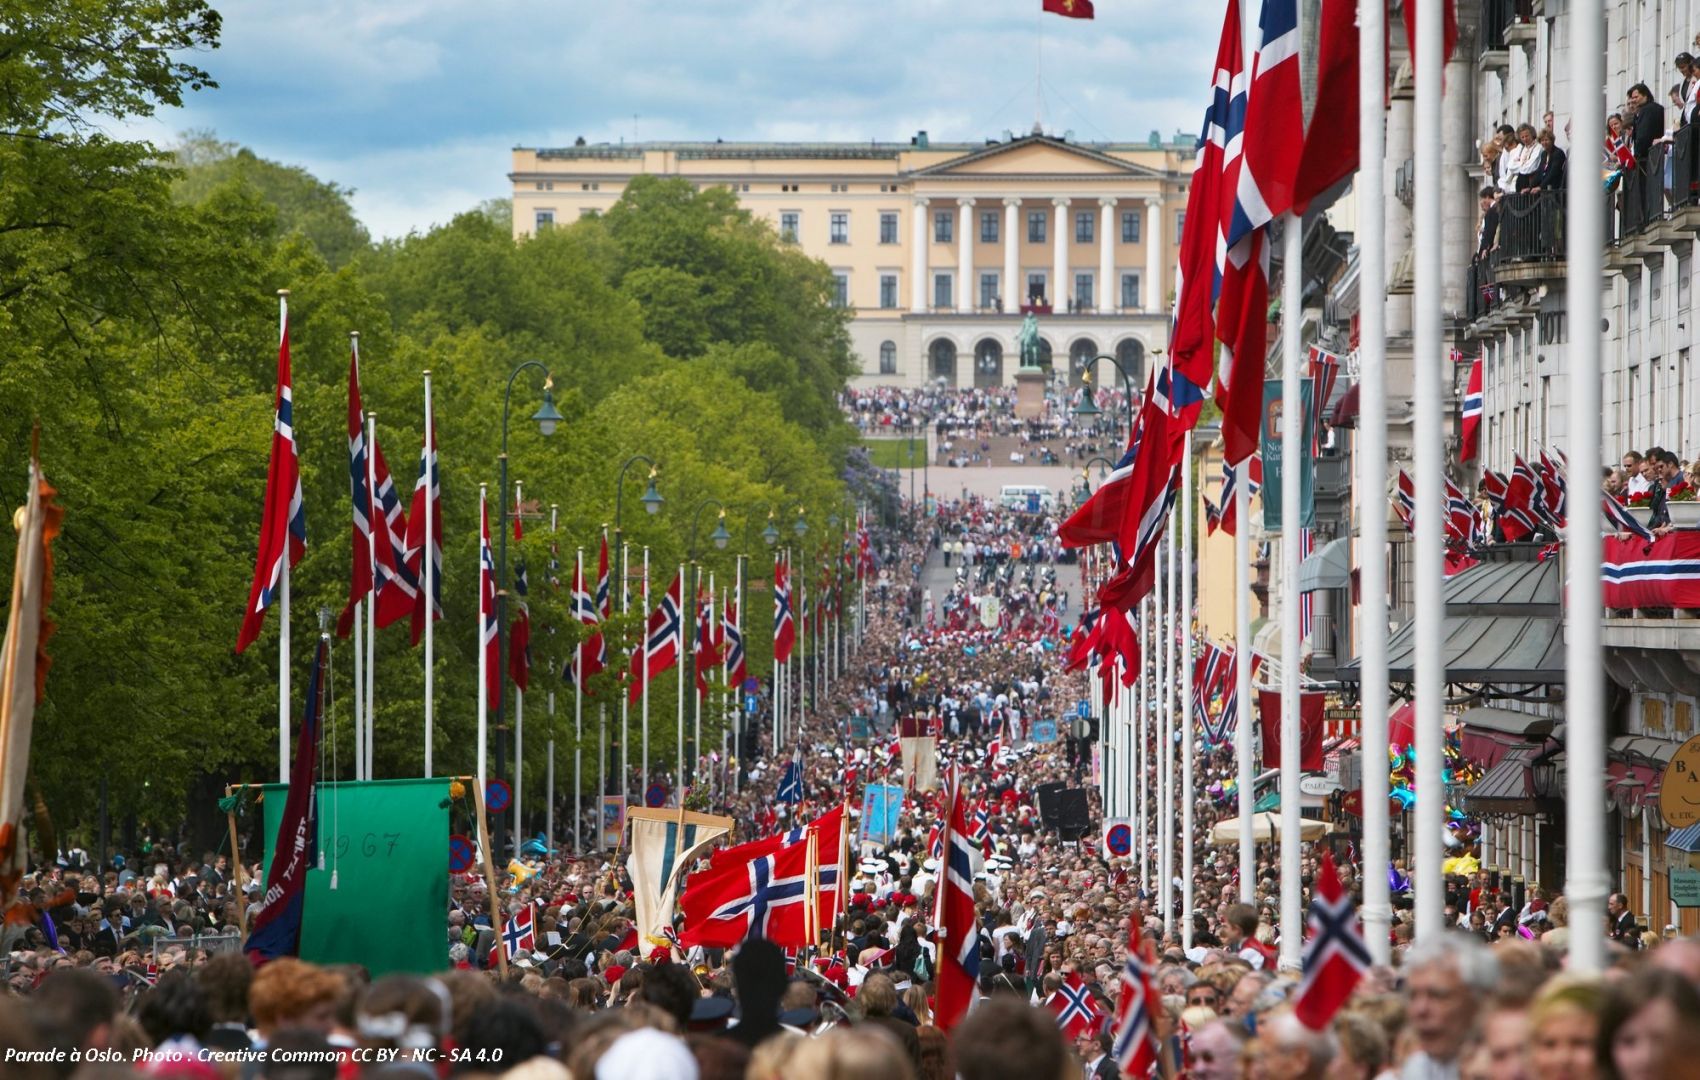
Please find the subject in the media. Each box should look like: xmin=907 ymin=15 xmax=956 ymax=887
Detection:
xmin=1115 ymin=339 xmax=1145 ymax=385
xmin=1068 ymin=339 xmax=1099 ymax=388
xmin=929 ymin=339 xmax=958 ymax=383
xmin=879 ymin=341 xmax=897 ymax=375
xmin=974 ymin=340 xmax=1003 ymax=388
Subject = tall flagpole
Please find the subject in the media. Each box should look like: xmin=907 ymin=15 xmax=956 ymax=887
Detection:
xmin=641 ymin=546 xmax=651 ymax=798
xmin=735 ymin=555 xmax=745 ymax=796
xmin=1163 ymin=525 xmax=1178 ymax=936
xmin=1357 ymin=0 xmax=1392 ymax=965
xmin=1412 ymin=0 xmax=1446 ymax=943
xmin=1156 ymin=534 xmax=1169 ymax=935
xmin=1235 ymin=462 xmax=1254 ymax=901
xmin=513 ymin=480 xmax=525 ymax=843
xmin=353 ymin=605 xmax=364 ymax=781
xmin=1279 ymin=209 xmax=1304 ymax=971
xmin=422 ymin=370 xmax=436 ymax=778
xmin=575 ymin=546 xmax=585 ymax=856
xmin=677 ymin=561 xmax=687 ymax=796
xmin=1566 ymin=0 xmax=1607 ymax=973
xmin=277 ymin=289 xmax=291 ymax=785
xmin=798 ymin=571 xmax=808 ymax=731
xmin=1181 ymin=430 xmax=1195 ymax=950
xmin=1137 ymin=594 xmax=1149 ymax=888
xmin=364 ymin=405 xmax=379 ymax=782
xmin=477 ymin=485 xmax=490 ymax=798
xmin=621 ymin=541 xmax=631 ymax=801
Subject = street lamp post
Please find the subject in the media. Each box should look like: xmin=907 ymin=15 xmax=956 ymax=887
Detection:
xmin=684 ymin=499 xmax=730 ymax=790
xmin=1069 ymin=353 xmax=1142 ymax=434
xmin=493 ymin=361 xmax=563 ymax=859
xmin=611 ymin=454 xmax=663 ymax=803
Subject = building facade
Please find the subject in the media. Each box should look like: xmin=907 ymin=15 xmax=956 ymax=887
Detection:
xmin=509 ymin=131 xmax=1193 ymax=389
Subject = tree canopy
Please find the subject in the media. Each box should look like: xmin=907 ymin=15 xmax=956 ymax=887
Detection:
xmin=0 ymin=5 xmax=862 ymax=838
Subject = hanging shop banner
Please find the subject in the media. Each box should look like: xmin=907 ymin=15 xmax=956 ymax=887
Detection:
xmin=1261 ymin=378 xmax=1315 ymax=531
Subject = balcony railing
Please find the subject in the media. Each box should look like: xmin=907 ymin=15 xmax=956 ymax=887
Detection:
xmin=1669 ymin=123 xmax=1700 ymax=210
xmin=1498 ymin=190 xmax=1563 ymax=261
xmin=1612 ymin=142 xmax=1666 ymax=240
xmin=1467 ymin=259 xmax=1498 ymax=321
xmin=1479 ymin=0 xmax=1514 ymax=52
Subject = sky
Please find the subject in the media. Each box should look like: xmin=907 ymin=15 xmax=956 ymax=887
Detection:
xmin=123 ymin=0 xmax=1221 ymax=239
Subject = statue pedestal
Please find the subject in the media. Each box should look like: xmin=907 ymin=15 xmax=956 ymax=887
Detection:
xmin=1013 ymin=368 xmax=1047 ymax=420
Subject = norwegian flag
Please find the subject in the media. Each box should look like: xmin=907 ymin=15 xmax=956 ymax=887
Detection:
xmin=1460 ymin=355 xmax=1483 ymax=462
xmin=1192 ymin=642 xmax=1231 ymax=739
xmin=567 ymin=550 xmax=605 ymax=688
xmin=857 ymin=524 xmax=874 ymax=580
xmin=694 ymin=592 xmax=723 ymax=700
xmin=1308 ymin=346 xmax=1340 ymax=456
xmin=338 ymin=347 xmax=378 ymax=639
xmin=1293 ymin=851 xmax=1370 ymax=1030
xmin=1215 ymin=454 xmax=1263 ymax=537
xmin=1048 ymin=972 xmax=1103 ymax=1039
xmin=1480 ymin=469 xmax=1509 ymax=511
xmin=1500 ymin=455 xmax=1542 ymax=541
xmin=487 ymin=903 xmax=536 ymax=968
xmin=1059 ymin=427 xmax=1138 ymax=548
xmin=723 ymin=593 xmax=747 ymax=688
xmin=594 ymin=533 xmax=611 ymax=659
xmin=1536 ymin=450 xmax=1568 ymax=527
xmin=404 ymin=425 xmax=443 ymax=647
xmin=934 ymin=772 xmax=983 ymax=1031
xmin=713 ymin=804 xmax=845 ymax=931
xmin=1168 ymin=0 xmax=1243 ymax=415
xmin=968 ymin=804 xmax=993 ymax=857
xmin=1297 ymin=528 xmax=1314 ymax=643
xmin=508 ymin=559 xmax=531 ymax=693
xmin=336 ymin=345 xmax=415 ymax=639
xmin=1203 ymin=495 xmax=1223 ymax=536
xmin=773 ymin=553 xmax=796 ymax=663
xmin=236 ymin=304 xmax=308 ymax=654
xmin=679 ymin=834 xmax=810 ymax=948
xmin=1602 ymin=493 xmax=1655 ymax=543
xmin=1443 ymin=476 xmax=1478 ymax=545
xmin=1394 ymin=469 xmax=1417 ymax=533
xmin=478 ymin=489 xmax=498 ymax=710
xmin=627 ymin=571 xmax=683 ymax=704
xmin=1217 ymin=649 xmax=1264 ymax=739
xmin=776 ymin=750 xmax=804 ymax=804
xmin=984 ymin=738 xmax=1002 ymax=770
xmin=1227 ymin=0 xmax=1303 ymax=243
xmin=1111 ymin=917 xmax=1160 ymax=1076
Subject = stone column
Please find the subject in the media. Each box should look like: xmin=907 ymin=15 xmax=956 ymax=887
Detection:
xmin=1003 ymin=197 xmax=1021 ymax=313
xmin=1144 ymin=197 xmax=1163 ymax=313
xmin=1052 ymin=197 xmax=1070 ymax=309
xmin=957 ymin=198 xmax=974 ymax=313
xmin=911 ymin=197 xmax=929 ymax=311
xmin=1099 ymin=197 xmax=1116 ymax=312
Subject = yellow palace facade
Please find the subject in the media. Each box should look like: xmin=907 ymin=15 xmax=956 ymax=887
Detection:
xmin=509 ymin=130 xmax=1193 ymax=389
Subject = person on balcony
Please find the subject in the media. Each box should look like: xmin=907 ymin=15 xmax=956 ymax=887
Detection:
xmin=1475 ymin=186 xmax=1501 ymax=259
xmin=1676 ymin=53 xmax=1698 ymax=126
xmin=1524 ymin=129 xmax=1567 ymax=194
xmin=1629 ymin=83 xmax=1665 ymax=165
xmin=1501 ymin=124 xmax=1543 ymax=193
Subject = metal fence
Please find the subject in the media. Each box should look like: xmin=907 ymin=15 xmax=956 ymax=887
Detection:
xmin=1497 ymin=190 xmax=1564 ymax=262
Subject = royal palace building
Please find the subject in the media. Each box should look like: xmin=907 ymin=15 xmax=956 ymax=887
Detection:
xmin=509 ymin=129 xmax=1193 ymax=389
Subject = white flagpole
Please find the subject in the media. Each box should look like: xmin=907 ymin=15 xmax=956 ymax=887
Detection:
xmin=575 ymin=546 xmax=585 ymax=857
xmin=1280 ymin=209 xmax=1304 ymax=971
xmin=642 ymin=546 xmax=651 ymax=798
xmin=799 ymin=572 xmax=809 ymax=730
xmin=353 ymin=602 xmax=365 ymax=781
xmin=1136 ymin=598 xmax=1148 ymax=879
xmin=621 ymin=541 xmax=631 ymax=802
xmin=422 ymin=370 xmax=436 ymax=778
xmin=1181 ymin=430 xmax=1195 ymax=950
xmin=707 ymin=572 xmax=716 ymax=798
xmin=1565 ymin=0 xmax=1607 ymax=973
xmin=1413 ymin=0 xmax=1445 ymax=943
xmin=547 ymin=687 xmax=556 ymax=858
xmin=364 ymin=404 xmax=378 ymax=782
xmin=513 ymin=480 xmax=524 ymax=844
xmin=677 ymin=561 xmax=686 ymax=797
xmin=477 ymin=484 xmax=489 ymax=798
xmin=735 ymin=555 xmax=745 ymax=796
xmin=1235 ymin=464 xmax=1254 ymax=901
xmin=277 ymin=289 xmax=291 ymax=786
xmin=1357 ymin=0 xmax=1392 ymax=965
xmin=1160 ymin=530 xmax=1175 ymax=937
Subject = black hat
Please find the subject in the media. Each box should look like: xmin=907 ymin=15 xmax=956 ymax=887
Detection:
xmin=688 ymin=995 xmax=735 ymax=1032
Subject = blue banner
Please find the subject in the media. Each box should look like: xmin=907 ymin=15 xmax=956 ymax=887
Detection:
xmin=861 ymin=784 xmax=905 ymax=847
xmin=1032 ymin=718 xmax=1059 ymax=744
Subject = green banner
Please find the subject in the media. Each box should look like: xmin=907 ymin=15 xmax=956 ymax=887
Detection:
xmin=1261 ymin=378 xmax=1315 ymax=531
xmin=262 ymin=778 xmax=450 ymax=975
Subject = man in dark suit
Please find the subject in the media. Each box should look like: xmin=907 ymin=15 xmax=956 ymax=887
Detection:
xmin=1079 ymin=1030 xmax=1119 ymax=1080
xmin=1609 ymin=891 xmax=1642 ymax=948
xmin=1630 ymin=83 xmax=1665 ymax=164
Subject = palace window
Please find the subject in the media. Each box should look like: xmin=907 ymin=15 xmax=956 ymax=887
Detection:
xmin=1121 ymin=272 xmax=1141 ymax=310
xmin=780 ymin=211 xmax=800 ymax=243
xmin=879 ymin=212 xmax=898 ymax=244
xmin=1074 ymin=273 xmax=1094 ymax=309
xmin=1075 ymin=212 xmax=1094 ymax=243
xmin=880 ymin=274 xmax=898 ymax=309
xmin=534 ymin=210 xmax=555 ymax=230
xmin=980 ymin=212 xmax=999 ymax=243
xmin=830 ymin=212 xmax=849 ymax=244
xmin=935 ymin=212 xmax=953 ymax=243
xmin=1027 ymin=212 xmax=1047 ymax=243
xmin=831 ymin=273 xmax=850 ymax=308
xmin=933 ymin=273 xmax=954 ymax=309
xmin=879 ymin=341 xmax=897 ymax=374
xmin=980 ymin=273 xmax=999 ymax=309
xmin=1121 ymin=210 xmax=1141 ymax=243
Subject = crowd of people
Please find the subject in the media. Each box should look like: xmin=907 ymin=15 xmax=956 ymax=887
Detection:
xmin=5 ymin=492 xmax=1696 ymax=1080
xmin=1609 ymin=445 xmax=1698 ymax=533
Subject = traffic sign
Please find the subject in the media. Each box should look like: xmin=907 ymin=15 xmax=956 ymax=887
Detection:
xmin=485 ymin=779 xmax=512 ymax=814
xmin=645 ymin=782 xmax=668 ymax=808
xmin=448 ymin=834 xmax=477 ymax=875
xmin=1102 ymin=821 xmax=1133 ymax=858
xmin=1076 ymin=700 xmax=1090 ymax=719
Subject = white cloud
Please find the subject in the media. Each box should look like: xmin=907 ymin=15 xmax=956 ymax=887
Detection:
xmin=135 ymin=0 xmax=1219 ymax=237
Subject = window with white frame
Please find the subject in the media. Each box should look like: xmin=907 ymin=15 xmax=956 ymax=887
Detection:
xmin=830 ymin=212 xmax=849 ymax=244
xmin=933 ymin=272 xmax=953 ymax=309
xmin=980 ymin=212 xmax=999 ymax=243
xmin=1075 ymin=212 xmax=1094 ymax=243
xmin=1121 ymin=273 xmax=1141 ymax=310
xmin=935 ymin=212 xmax=953 ymax=243
xmin=832 ymin=272 xmax=850 ymax=308
xmin=780 ymin=211 xmax=800 ymax=242
xmin=1121 ymin=210 xmax=1141 ymax=243
xmin=879 ymin=212 xmax=898 ymax=244
xmin=980 ymin=273 xmax=999 ymax=309
xmin=879 ymin=341 xmax=897 ymax=375
xmin=535 ymin=210 xmax=555 ymax=230
xmin=1026 ymin=272 xmax=1047 ymax=303
xmin=879 ymin=274 xmax=898 ymax=309
xmin=1027 ymin=212 xmax=1047 ymax=243
xmin=1074 ymin=273 xmax=1094 ymax=309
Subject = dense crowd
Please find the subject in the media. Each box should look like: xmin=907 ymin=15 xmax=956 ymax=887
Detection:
xmin=5 ymin=496 xmax=1696 ymax=1080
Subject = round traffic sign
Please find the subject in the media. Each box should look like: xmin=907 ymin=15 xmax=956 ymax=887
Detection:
xmin=448 ymin=834 xmax=477 ymax=874
xmin=1660 ymin=733 xmax=1700 ymax=829
xmin=1104 ymin=822 xmax=1133 ymax=857
xmin=645 ymin=783 xmax=668 ymax=808
xmin=485 ymin=779 xmax=512 ymax=814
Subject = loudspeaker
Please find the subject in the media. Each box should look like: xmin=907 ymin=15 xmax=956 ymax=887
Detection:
xmin=1036 ymin=781 xmax=1066 ymax=827
xmin=1058 ymin=788 xmax=1092 ymax=840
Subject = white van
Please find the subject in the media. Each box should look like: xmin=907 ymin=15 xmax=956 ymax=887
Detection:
xmin=999 ymin=485 xmax=1055 ymax=513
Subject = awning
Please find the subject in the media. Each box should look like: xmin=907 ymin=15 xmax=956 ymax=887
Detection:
xmin=1331 ymin=382 xmax=1360 ymax=427
xmin=1668 ymin=823 xmax=1700 ymax=853
xmin=1299 ymin=537 xmax=1352 ymax=593
xmin=1457 ymin=707 xmax=1555 ymax=768
xmin=1461 ymin=744 xmax=1543 ymax=815
xmin=1338 ymin=549 xmax=1565 ymax=695
xmin=1608 ymin=735 xmax=1681 ymax=766
xmin=1462 ymin=728 xmax=1531 ymax=769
